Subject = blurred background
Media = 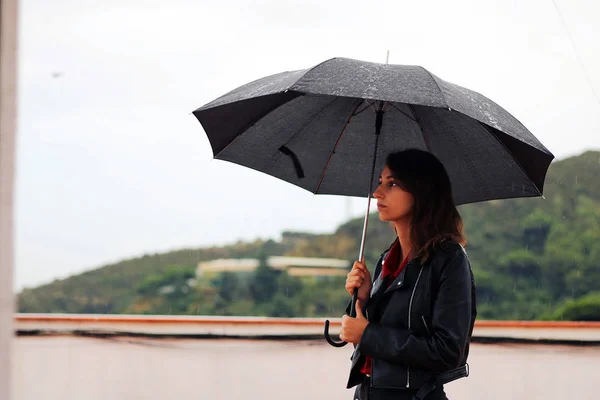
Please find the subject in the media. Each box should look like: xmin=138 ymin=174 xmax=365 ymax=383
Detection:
xmin=6 ymin=0 xmax=600 ymax=399
xmin=15 ymin=0 xmax=600 ymax=322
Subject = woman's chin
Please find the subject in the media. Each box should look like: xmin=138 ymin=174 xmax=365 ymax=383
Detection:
xmin=377 ymin=211 xmax=392 ymax=222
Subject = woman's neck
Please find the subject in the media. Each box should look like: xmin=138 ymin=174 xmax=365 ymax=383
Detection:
xmin=394 ymin=220 xmax=412 ymax=259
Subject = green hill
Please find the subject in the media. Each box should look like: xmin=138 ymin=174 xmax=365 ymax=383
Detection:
xmin=17 ymin=151 xmax=600 ymax=320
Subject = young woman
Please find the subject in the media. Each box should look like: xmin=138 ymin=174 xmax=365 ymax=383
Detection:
xmin=340 ymin=148 xmax=477 ymax=400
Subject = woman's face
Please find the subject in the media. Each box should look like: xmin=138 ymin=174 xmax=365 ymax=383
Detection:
xmin=373 ymin=165 xmax=415 ymax=223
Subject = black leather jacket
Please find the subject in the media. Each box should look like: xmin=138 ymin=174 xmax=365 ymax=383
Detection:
xmin=346 ymin=240 xmax=477 ymax=391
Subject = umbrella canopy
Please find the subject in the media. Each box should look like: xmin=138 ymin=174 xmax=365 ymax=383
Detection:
xmin=193 ymin=57 xmax=554 ymax=205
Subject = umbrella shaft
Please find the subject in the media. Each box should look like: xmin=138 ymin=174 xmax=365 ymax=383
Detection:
xmin=357 ymin=196 xmax=372 ymax=262
xmin=357 ymin=107 xmax=384 ymax=262
xmin=351 ymin=106 xmax=384 ymax=318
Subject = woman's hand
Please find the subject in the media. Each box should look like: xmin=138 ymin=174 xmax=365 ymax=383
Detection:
xmin=340 ymin=300 xmax=369 ymax=344
xmin=345 ymin=259 xmax=372 ymax=304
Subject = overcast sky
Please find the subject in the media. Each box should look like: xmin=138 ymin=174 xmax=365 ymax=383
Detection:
xmin=14 ymin=0 xmax=600 ymax=290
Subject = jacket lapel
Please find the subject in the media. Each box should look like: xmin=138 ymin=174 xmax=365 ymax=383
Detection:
xmin=371 ymin=273 xmax=388 ymax=299
xmin=365 ymin=273 xmax=387 ymax=317
xmin=384 ymin=260 xmax=415 ymax=294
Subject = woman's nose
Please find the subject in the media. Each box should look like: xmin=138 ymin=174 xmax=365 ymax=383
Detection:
xmin=373 ymin=186 xmax=382 ymax=199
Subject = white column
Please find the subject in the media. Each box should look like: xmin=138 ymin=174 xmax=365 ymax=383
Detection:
xmin=0 ymin=0 xmax=19 ymax=399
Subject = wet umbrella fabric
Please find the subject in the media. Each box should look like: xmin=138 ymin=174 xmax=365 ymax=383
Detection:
xmin=193 ymin=57 xmax=554 ymax=206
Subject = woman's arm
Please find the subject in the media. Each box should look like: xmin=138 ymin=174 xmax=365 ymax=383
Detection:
xmin=358 ymin=249 xmax=473 ymax=374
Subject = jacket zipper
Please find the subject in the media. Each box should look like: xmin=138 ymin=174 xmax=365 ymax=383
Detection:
xmin=406 ymin=266 xmax=424 ymax=388
xmin=421 ymin=315 xmax=431 ymax=335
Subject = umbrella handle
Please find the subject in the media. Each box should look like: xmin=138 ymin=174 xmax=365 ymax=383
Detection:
xmin=324 ymin=320 xmax=348 ymax=347
xmin=323 ymin=289 xmax=359 ymax=347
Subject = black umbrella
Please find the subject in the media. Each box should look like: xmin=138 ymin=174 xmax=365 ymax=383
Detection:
xmin=192 ymin=57 xmax=554 ymax=347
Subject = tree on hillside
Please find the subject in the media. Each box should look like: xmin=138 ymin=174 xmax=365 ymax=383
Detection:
xmin=248 ymin=253 xmax=280 ymax=304
xmin=520 ymin=210 xmax=553 ymax=253
xmin=549 ymin=292 xmax=600 ymax=321
xmin=277 ymin=272 xmax=303 ymax=298
xmin=135 ymin=266 xmax=195 ymax=296
xmin=215 ymin=271 xmax=240 ymax=304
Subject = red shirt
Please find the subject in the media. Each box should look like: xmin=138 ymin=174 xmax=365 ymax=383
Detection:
xmin=360 ymin=239 xmax=411 ymax=376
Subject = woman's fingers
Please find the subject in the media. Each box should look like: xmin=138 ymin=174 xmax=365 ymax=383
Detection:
xmin=345 ymin=277 xmax=365 ymax=295
xmin=347 ymin=269 xmax=365 ymax=280
xmin=352 ymin=261 xmax=367 ymax=273
xmin=346 ymin=277 xmax=363 ymax=287
xmin=345 ymin=280 xmax=360 ymax=291
xmin=346 ymin=260 xmax=371 ymax=297
xmin=352 ymin=261 xmax=371 ymax=280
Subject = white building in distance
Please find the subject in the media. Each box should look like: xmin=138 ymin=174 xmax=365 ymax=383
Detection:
xmin=197 ymin=256 xmax=350 ymax=279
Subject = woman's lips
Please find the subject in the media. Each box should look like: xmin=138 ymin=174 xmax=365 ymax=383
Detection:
xmin=377 ymin=203 xmax=387 ymax=211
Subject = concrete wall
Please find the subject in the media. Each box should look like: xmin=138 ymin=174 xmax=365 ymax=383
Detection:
xmin=13 ymin=314 xmax=600 ymax=343
xmin=0 ymin=0 xmax=18 ymax=398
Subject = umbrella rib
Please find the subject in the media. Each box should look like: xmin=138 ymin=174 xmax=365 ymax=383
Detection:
xmin=406 ymin=104 xmax=431 ymax=152
xmin=478 ymin=121 xmax=543 ymax=197
xmin=313 ymin=99 xmax=364 ymax=194
xmin=273 ymin=96 xmax=343 ymax=177
xmin=420 ymin=66 xmax=449 ymax=108
xmin=354 ymin=100 xmax=376 ymax=116
xmin=387 ymin=103 xmax=417 ymax=122
xmin=364 ymin=100 xmax=378 ymax=113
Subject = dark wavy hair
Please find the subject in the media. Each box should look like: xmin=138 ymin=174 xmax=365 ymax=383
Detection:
xmin=385 ymin=148 xmax=466 ymax=262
